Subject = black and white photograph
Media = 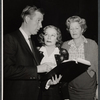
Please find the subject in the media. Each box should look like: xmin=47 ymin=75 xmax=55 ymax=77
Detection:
xmin=2 ymin=0 xmax=99 ymax=100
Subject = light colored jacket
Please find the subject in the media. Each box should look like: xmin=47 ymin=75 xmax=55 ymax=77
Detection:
xmin=62 ymin=38 xmax=98 ymax=83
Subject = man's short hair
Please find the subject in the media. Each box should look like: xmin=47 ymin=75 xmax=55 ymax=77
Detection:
xmin=21 ymin=5 xmax=44 ymax=21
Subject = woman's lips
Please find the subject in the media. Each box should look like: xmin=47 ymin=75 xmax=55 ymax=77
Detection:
xmin=47 ymin=41 xmax=52 ymax=43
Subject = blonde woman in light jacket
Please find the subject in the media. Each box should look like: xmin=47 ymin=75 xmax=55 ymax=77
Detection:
xmin=62 ymin=16 xmax=98 ymax=100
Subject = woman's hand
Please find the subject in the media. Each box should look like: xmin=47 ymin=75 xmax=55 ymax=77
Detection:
xmin=50 ymin=74 xmax=62 ymax=85
xmin=45 ymin=74 xmax=62 ymax=89
xmin=96 ymin=85 xmax=98 ymax=99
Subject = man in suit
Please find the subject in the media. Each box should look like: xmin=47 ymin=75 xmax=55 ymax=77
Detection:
xmin=4 ymin=5 xmax=53 ymax=100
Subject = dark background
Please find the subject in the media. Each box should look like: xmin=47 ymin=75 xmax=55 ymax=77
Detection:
xmin=2 ymin=0 xmax=100 ymax=99
xmin=3 ymin=0 xmax=98 ymax=45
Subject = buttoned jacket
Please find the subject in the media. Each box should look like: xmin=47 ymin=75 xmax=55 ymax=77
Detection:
xmin=4 ymin=30 xmax=41 ymax=100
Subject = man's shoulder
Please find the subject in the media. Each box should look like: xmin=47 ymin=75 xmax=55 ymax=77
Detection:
xmin=4 ymin=30 xmax=23 ymax=43
xmin=4 ymin=30 xmax=21 ymax=38
xmin=5 ymin=29 xmax=20 ymax=35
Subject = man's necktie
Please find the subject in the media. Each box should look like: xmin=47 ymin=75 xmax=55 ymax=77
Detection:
xmin=28 ymin=37 xmax=40 ymax=65
xmin=28 ymin=37 xmax=34 ymax=53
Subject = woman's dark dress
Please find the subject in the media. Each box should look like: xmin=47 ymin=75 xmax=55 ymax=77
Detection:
xmin=38 ymin=47 xmax=69 ymax=100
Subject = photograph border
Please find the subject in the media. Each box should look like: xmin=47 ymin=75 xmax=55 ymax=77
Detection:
xmin=1 ymin=0 xmax=99 ymax=100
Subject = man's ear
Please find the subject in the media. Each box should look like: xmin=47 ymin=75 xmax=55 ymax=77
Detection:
xmin=25 ymin=15 xmax=30 ymax=23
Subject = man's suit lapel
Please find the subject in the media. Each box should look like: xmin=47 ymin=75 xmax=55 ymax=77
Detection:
xmin=17 ymin=30 xmax=41 ymax=65
xmin=17 ymin=30 xmax=33 ymax=55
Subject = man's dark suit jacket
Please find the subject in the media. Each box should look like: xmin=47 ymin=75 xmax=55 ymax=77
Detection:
xmin=4 ymin=30 xmax=41 ymax=100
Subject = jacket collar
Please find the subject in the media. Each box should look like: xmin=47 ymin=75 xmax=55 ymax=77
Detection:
xmin=39 ymin=46 xmax=60 ymax=56
xmin=68 ymin=35 xmax=88 ymax=46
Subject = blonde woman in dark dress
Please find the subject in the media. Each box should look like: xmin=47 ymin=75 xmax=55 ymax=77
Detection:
xmin=38 ymin=25 xmax=69 ymax=100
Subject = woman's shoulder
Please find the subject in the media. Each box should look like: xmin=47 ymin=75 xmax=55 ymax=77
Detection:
xmin=86 ymin=38 xmax=94 ymax=42
xmin=86 ymin=38 xmax=97 ymax=45
xmin=61 ymin=40 xmax=71 ymax=50
xmin=62 ymin=40 xmax=70 ymax=45
xmin=84 ymin=38 xmax=98 ymax=52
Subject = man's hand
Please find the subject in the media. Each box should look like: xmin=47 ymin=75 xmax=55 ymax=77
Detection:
xmin=45 ymin=62 xmax=56 ymax=69
xmin=37 ymin=62 xmax=55 ymax=73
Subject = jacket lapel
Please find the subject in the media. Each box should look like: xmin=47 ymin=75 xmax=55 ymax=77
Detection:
xmin=18 ymin=31 xmax=41 ymax=65
xmin=17 ymin=30 xmax=33 ymax=55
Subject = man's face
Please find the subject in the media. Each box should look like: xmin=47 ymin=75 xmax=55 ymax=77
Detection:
xmin=27 ymin=11 xmax=43 ymax=35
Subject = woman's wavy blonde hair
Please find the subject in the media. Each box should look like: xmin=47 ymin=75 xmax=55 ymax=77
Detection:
xmin=38 ymin=25 xmax=62 ymax=47
xmin=66 ymin=16 xmax=87 ymax=33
